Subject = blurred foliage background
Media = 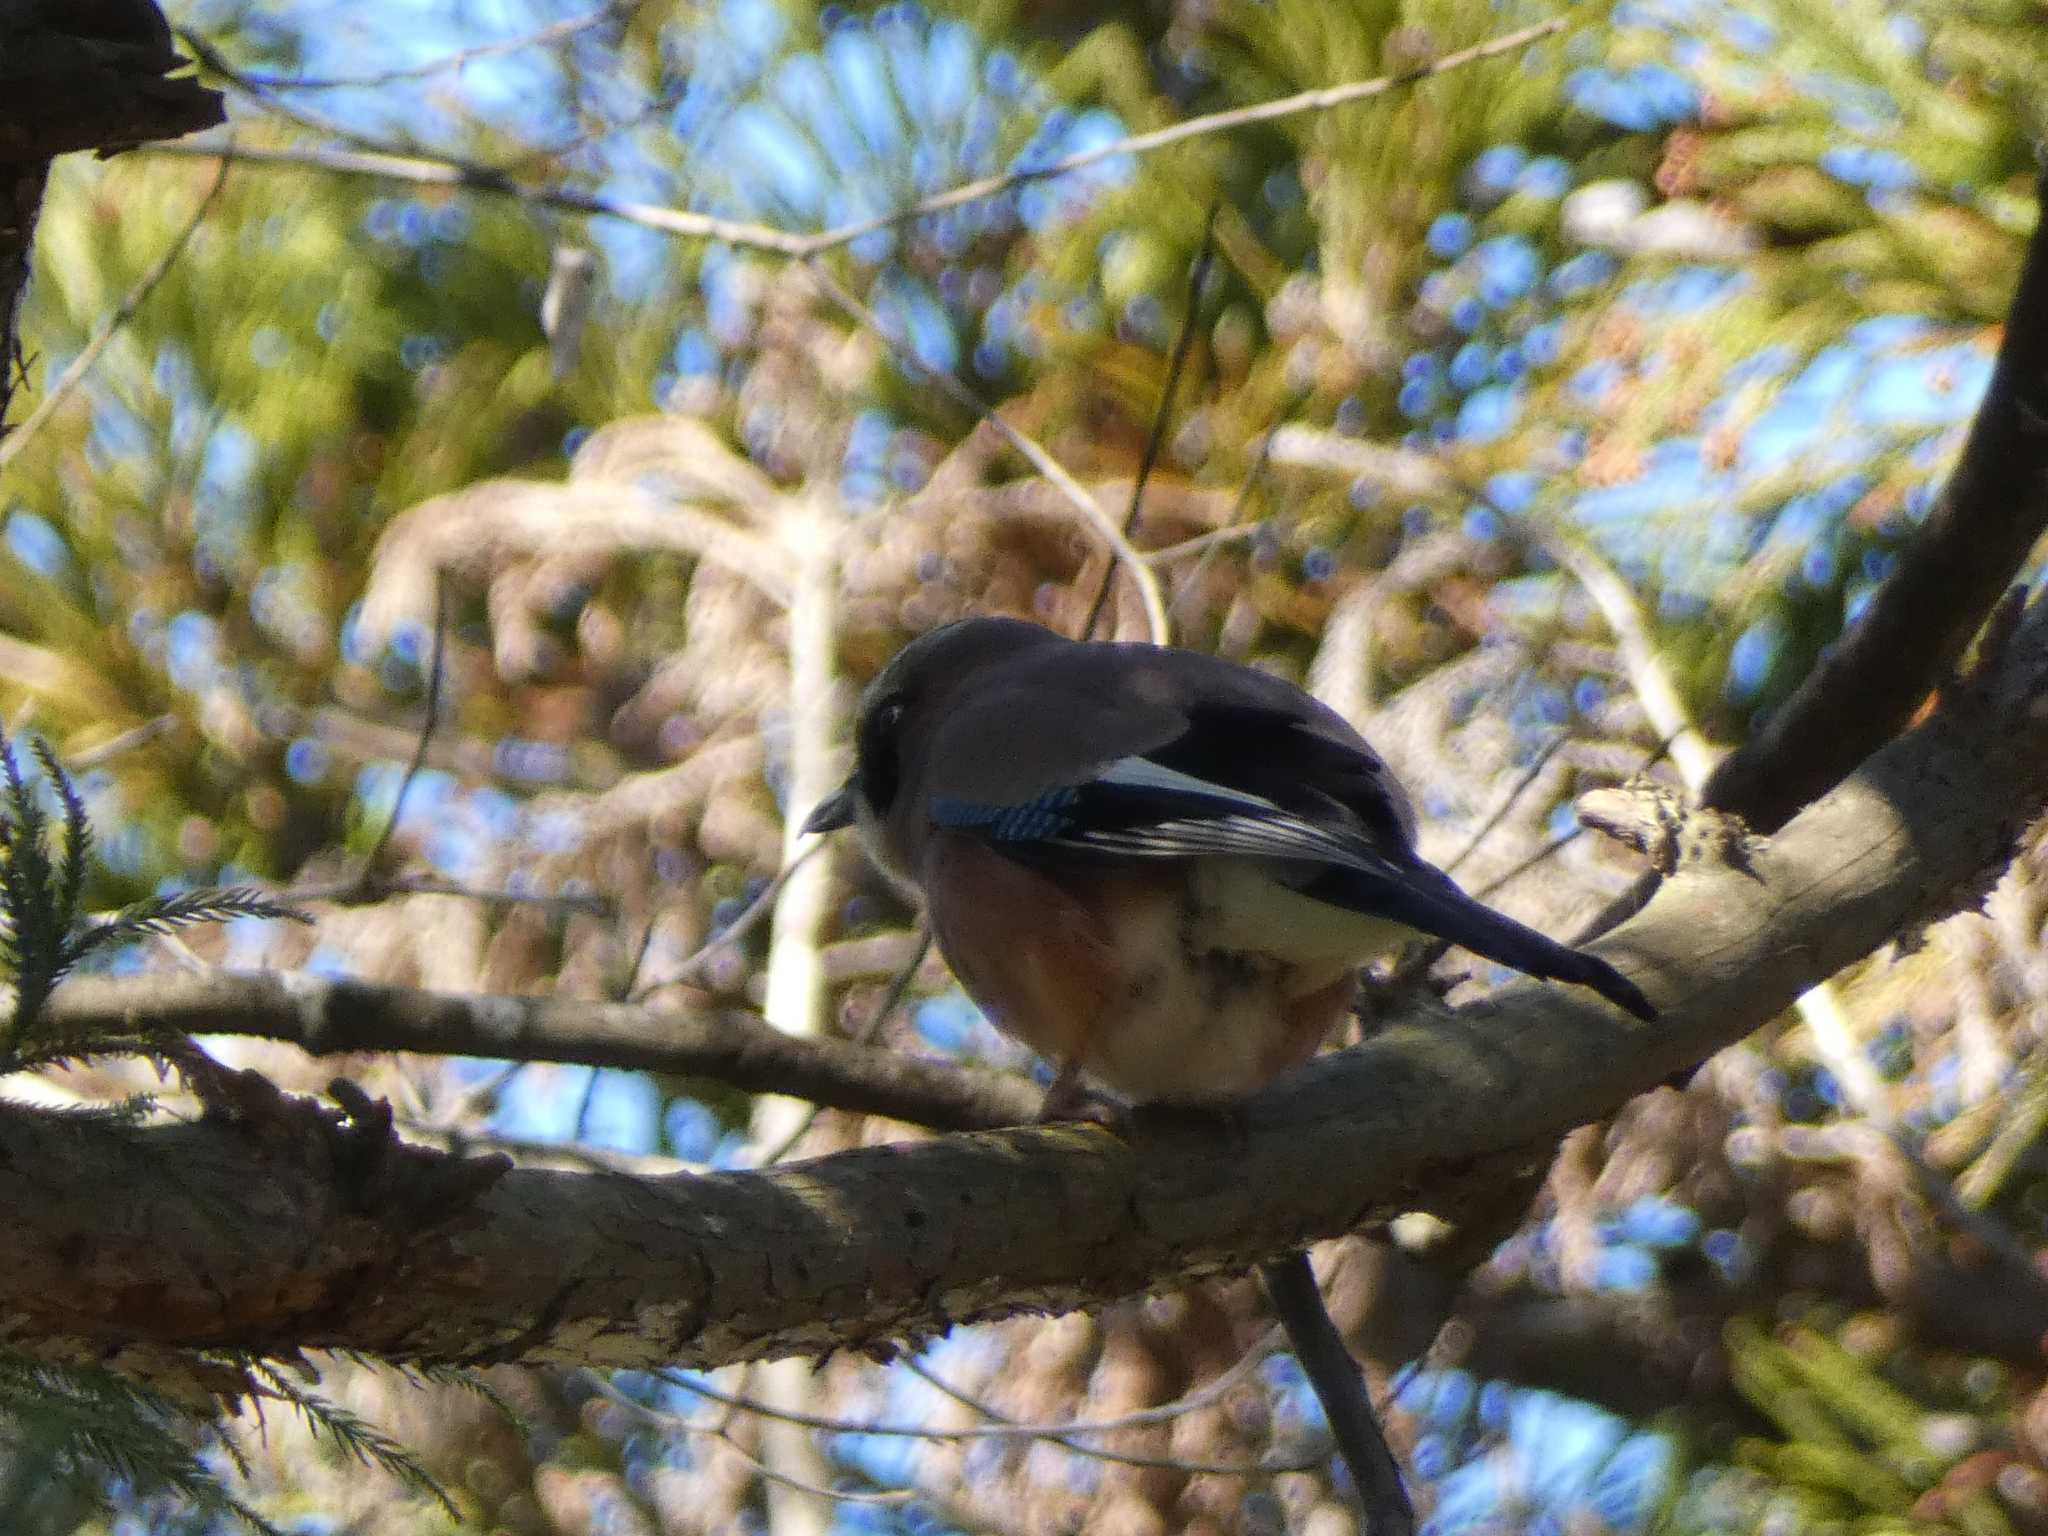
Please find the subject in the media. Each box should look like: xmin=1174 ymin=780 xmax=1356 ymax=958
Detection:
xmin=4 ymin=0 xmax=2048 ymax=1531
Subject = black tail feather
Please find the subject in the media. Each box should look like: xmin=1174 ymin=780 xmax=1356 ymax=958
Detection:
xmin=1312 ymin=864 xmax=1656 ymax=1021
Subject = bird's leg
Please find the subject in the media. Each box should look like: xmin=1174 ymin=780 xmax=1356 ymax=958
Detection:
xmin=1037 ymin=1060 xmax=1127 ymax=1130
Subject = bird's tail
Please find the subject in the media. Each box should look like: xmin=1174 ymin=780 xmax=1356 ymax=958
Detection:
xmin=1311 ymin=863 xmax=1655 ymax=1020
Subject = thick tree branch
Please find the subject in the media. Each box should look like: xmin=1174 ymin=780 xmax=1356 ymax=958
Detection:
xmin=9 ymin=591 xmax=2048 ymax=1368
xmin=41 ymin=971 xmax=1042 ymax=1133
xmin=1698 ymin=169 xmax=2048 ymax=833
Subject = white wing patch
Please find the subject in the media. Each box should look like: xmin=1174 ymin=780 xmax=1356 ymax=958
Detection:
xmin=1095 ymin=755 xmax=1288 ymax=814
xmin=1077 ymin=812 xmax=1398 ymax=877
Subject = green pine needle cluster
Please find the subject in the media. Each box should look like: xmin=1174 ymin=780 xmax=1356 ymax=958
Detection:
xmin=0 ymin=732 xmax=308 ymax=1065
xmin=0 ymin=1356 xmax=278 ymax=1535
xmin=0 ymin=735 xmax=476 ymax=1529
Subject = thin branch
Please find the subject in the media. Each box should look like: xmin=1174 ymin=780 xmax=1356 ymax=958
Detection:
xmin=783 ymin=17 xmax=1572 ymax=261
xmin=802 ymin=259 xmax=1171 ymax=643
xmin=655 ymin=1362 xmax=1316 ymax=1476
xmin=143 ymin=139 xmax=812 ymax=254
xmin=1535 ymin=530 xmax=1720 ymax=790
xmin=280 ymin=873 xmax=609 ymax=915
xmin=1442 ymin=730 xmax=1571 ymax=878
xmin=1146 ymin=524 xmax=1260 ymax=563
xmin=1169 ymin=393 xmax=1304 ymax=630
xmin=356 ymin=579 xmax=449 ymax=880
xmin=646 ymin=844 xmax=818 ymax=997
xmin=230 ymin=4 xmax=631 ymax=90
xmin=1081 ymin=208 xmax=1217 ymax=640
xmin=15 ymin=594 xmax=2048 ymax=1367
xmin=149 ymin=16 xmax=1569 ymax=269
xmin=711 ymin=1424 xmax=919 ymax=1509
xmin=67 ymin=716 xmax=179 ymax=771
xmin=0 ymin=159 xmax=229 ymax=479
xmin=898 ymin=1356 xmax=1316 ymax=1478
xmin=756 ymin=924 xmax=932 ymax=1167
xmin=41 ymin=970 xmax=1045 ymax=1132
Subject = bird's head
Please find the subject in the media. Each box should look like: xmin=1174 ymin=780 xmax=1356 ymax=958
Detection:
xmin=801 ymin=616 xmax=1066 ymax=851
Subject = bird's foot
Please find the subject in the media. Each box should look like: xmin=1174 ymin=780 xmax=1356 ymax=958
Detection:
xmin=1037 ymin=1063 xmax=1129 ymax=1131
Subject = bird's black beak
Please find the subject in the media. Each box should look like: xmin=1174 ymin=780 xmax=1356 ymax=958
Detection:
xmin=800 ymin=780 xmax=858 ymax=836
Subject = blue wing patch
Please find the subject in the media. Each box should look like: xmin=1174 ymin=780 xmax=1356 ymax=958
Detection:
xmin=931 ymin=786 xmax=1082 ymax=843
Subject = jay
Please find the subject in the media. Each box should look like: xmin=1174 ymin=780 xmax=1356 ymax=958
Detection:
xmin=804 ymin=615 xmax=1652 ymax=1104
xmin=803 ymin=615 xmax=1655 ymax=1534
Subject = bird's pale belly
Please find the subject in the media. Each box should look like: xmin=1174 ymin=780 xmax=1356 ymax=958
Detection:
xmin=922 ymin=838 xmax=1403 ymax=1104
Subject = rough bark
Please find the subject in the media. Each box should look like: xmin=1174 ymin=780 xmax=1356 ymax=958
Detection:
xmin=7 ymin=589 xmax=2048 ymax=1369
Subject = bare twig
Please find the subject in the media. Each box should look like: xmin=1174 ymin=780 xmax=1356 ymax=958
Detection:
xmin=1147 ymin=524 xmax=1261 ymax=563
xmin=780 ymin=17 xmax=1571 ymax=262
xmin=281 ymin=873 xmax=608 ymax=914
xmin=357 ymin=579 xmax=449 ymax=880
xmin=230 ymin=4 xmax=630 ymax=90
xmin=1081 ymin=208 xmax=1217 ymax=640
xmin=756 ymin=924 xmax=933 ymax=1168
xmin=654 ymin=1362 xmax=1317 ymax=1476
xmin=1169 ymin=394 xmax=1305 ymax=630
xmin=1442 ymin=730 xmax=1571 ymax=877
xmin=802 ymin=260 xmax=1170 ymax=643
xmin=0 ymin=159 xmax=229 ymax=478
xmin=67 ymin=715 xmax=178 ymax=771
xmin=150 ymin=17 xmax=1568 ymax=269
xmin=900 ymin=1355 xmax=1314 ymax=1478
xmin=144 ymin=139 xmax=811 ymax=254
xmin=646 ymin=844 xmax=819 ymax=997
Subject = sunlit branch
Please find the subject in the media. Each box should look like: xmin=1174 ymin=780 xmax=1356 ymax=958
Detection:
xmin=153 ymin=15 xmax=1571 ymax=268
xmin=1535 ymin=530 xmax=1720 ymax=790
xmin=787 ymin=17 xmax=1572 ymax=261
xmin=144 ymin=139 xmax=813 ymax=254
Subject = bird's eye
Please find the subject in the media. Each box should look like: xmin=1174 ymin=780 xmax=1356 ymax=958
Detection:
xmin=856 ymin=694 xmax=909 ymax=814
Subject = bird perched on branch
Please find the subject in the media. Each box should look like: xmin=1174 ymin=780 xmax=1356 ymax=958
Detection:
xmin=803 ymin=615 xmax=1656 ymax=1533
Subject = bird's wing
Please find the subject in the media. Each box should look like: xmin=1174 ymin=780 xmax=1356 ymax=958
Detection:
xmin=919 ymin=647 xmax=1656 ymax=1021
xmin=919 ymin=641 xmax=1418 ymax=872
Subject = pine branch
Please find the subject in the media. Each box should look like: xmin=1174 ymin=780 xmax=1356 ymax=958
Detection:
xmin=32 ymin=740 xmax=89 ymax=937
xmin=0 ymin=730 xmax=308 ymax=1057
xmin=0 ymin=1354 xmax=281 ymax=1536
xmin=71 ymin=888 xmax=309 ymax=955
xmin=0 ymin=740 xmax=68 ymax=1041
xmin=246 ymin=1363 xmax=459 ymax=1517
xmin=389 ymin=1359 xmax=531 ymax=1435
